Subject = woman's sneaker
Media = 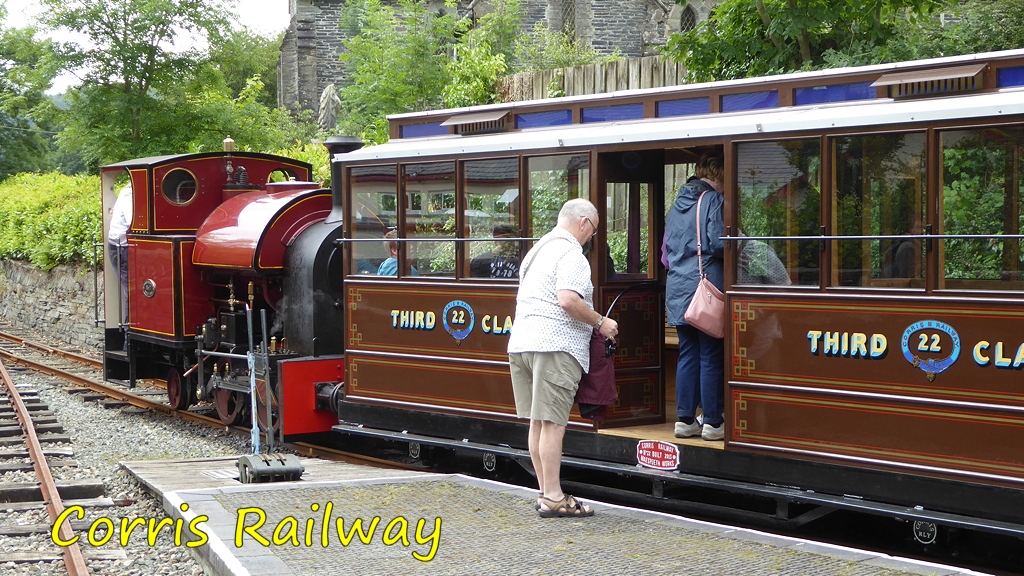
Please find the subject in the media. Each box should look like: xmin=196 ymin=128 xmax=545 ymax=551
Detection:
xmin=674 ymin=420 xmax=702 ymax=438
xmin=702 ymin=423 xmax=725 ymax=441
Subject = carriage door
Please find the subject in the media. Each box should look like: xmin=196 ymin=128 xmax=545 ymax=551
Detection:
xmin=597 ymin=150 xmax=665 ymax=427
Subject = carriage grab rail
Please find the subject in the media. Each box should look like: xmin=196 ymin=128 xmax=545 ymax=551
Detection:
xmin=722 ymin=233 xmax=1024 ymax=241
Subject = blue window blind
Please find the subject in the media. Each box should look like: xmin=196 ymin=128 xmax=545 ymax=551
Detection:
xmin=655 ymin=97 xmax=710 ymax=118
xmin=998 ymin=66 xmax=1024 ymax=88
xmin=581 ymin=103 xmax=645 ymax=123
xmin=721 ymin=90 xmax=779 ymax=112
xmin=400 ymin=122 xmax=448 ymax=138
xmin=794 ymin=82 xmax=875 ymax=105
xmin=515 ymin=110 xmax=573 ymax=129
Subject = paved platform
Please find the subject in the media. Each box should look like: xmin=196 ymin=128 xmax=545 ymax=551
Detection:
xmin=122 ymin=456 xmax=991 ymax=576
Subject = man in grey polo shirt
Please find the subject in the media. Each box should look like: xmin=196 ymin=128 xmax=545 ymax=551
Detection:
xmin=508 ymin=198 xmax=619 ymax=518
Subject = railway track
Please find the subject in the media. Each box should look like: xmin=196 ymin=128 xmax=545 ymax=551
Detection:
xmin=0 ymin=356 xmax=121 ymax=573
xmin=0 ymin=330 xmax=412 ymax=471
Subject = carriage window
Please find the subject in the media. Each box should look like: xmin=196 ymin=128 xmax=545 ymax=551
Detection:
xmin=606 ymin=182 xmax=651 ymax=277
xmin=465 ymin=158 xmax=521 ymax=279
xmin=940 ymin=128 xmax=1024 ymax=289
xmin=833 ymin=132 xmax=926 ymax=288
xmin=736 ymin=139 xmax=820 ymax=286
xmin=664 ymin=163 xmax=696 ymax=217
xmin=350 ymin=165 xmax=397 ymax=275
xmin=527 ymin=154 xmax=590 ymax=238
xmin=404 ymin=162 xmax=456 ymax=276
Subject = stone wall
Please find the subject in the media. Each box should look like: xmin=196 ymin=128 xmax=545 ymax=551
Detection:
xmin=0 ymin=260 xmax=104 ymax=354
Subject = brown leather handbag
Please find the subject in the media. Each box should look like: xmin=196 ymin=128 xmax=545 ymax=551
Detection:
xmin=683 ymin=190 xmax=726 ymax=338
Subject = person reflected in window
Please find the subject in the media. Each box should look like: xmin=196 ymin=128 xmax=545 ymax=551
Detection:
xmin=377 ymin=230 xmax=417 ymax=276
xmin=664 ymin=151 xmax=726 ymax=442
xmin=470 ymin=225 xmax=520 ymax=278
xmin=884 ymin=211 xmax=922 ymax=279
xmin=736 ymin=234 xmax=792 ymax=286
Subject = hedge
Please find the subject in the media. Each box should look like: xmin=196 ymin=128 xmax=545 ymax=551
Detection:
xmin=0 ymin=172 xmax=103 ymax=270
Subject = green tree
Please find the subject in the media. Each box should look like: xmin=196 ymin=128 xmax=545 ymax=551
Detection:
xmin=39 ymin=0 xmax=315 ymax=166
xmin=0 ymin=7 xmax=59 ymax=180
xmin=665 ymin=0 xmax=941 ymax=81
xmin=514 ymin=22 xmax=619 ymax=71
xmin=42 ymin=0 xmax=233 ymax=164
xmin=442 ymin=0 xmax=525 ymax=108
xmin=338 ymin=0 xmax=458 ymax=144
xmin=208 ymin=28 xmax=283 ymax=108
xmin=866 ymin=0 xmax=1024 ymax=65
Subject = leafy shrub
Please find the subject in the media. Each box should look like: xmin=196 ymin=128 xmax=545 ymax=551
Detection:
xmin=0 ymin=172 xmax=102 ymax=270
xmin=271 ymin=141 xmax=332 ymax=187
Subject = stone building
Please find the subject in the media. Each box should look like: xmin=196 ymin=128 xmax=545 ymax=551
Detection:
xmin=278 ymin=0 xmax=721 ymax=115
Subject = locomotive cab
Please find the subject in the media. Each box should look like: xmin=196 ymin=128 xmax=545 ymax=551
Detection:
xmin=99 ymin=148 xmax=332 ymax=429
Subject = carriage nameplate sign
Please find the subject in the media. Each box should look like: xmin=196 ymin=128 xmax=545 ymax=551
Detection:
xmin=636 ymin=440 xmax=679 ymax=471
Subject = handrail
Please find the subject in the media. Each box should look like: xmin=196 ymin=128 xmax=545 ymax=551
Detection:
xmin=723 ymin=233 xmax=1024 ymax=241
xmin=334 ymin=236 xmax=542 ymax=244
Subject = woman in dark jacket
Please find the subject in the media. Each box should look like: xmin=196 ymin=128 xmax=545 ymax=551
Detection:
xmin=664 ymin=152 xmax=726 ymax=441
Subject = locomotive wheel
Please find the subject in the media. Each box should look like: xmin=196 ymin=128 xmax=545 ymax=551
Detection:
xmin=254 ymin=380 xmax=281 ymax=434
xmin=213 ymin=389 xmax=247 ymax=426
xmin=166 ymin=367 xmax=192 ymax=410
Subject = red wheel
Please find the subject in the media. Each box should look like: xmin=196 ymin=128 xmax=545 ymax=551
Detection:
xmin=254 ymin=379 xmax=280 ymax=434
xmin=167 ymin=367 xmax=191 ymax=410
xmin=213 ymin=388 xmax=246 ymax=426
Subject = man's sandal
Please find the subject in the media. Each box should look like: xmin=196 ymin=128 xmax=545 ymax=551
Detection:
xmin=538 ymin=494 xmax=594 ymax=518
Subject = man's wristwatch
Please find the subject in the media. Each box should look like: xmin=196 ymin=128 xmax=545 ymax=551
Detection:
xmin=594 ymin=316 xmax=605 ymax=329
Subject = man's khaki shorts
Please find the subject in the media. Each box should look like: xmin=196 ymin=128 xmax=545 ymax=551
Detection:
xmin=509 ymin=351 xmax=582 ymax=426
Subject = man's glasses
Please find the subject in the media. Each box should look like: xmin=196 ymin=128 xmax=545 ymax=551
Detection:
xmin=583 ymin=217 xmax=598 ymax=239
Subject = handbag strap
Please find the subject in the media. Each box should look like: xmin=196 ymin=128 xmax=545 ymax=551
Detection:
xmin=694 ymin=190 xmax=708 ymax=279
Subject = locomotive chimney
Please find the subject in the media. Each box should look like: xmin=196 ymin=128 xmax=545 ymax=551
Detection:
xmin=323 ymin=136 xmax=363 ymax=224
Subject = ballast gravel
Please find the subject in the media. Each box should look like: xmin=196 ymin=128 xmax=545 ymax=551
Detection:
xmin=2 ymin=363 xmax=252 ymax=575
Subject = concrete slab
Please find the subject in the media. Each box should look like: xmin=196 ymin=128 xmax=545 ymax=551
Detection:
xmin=120 ymin=456 xmax=992 ymax=576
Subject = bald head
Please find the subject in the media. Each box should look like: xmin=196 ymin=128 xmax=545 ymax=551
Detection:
xmin=556 ymin=198 xmax=598 ymax=226
xmin=556 ymin=198 xmax=599 ymax=245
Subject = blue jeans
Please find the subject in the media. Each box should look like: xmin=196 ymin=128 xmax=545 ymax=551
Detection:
xmin=675 ymin=324 xmax=724 ymax=426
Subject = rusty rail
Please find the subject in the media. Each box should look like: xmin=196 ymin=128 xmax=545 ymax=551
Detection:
xmin=0 ymin=330 xmax=102 ymax=370
xmin=0 ymin=358 xmax=90 ymax=575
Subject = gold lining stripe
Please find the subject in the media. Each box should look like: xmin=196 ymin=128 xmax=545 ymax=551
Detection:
xmin=734 ymin=372 xmax=1024 ymax=404
xmin=739 ymin=390 xmax=1024 ymax=426
xmin=739 ymin=432 xmax=1024 ymax=473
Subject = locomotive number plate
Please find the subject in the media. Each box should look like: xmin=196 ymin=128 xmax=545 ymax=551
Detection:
xmin=636 ymin=440 xmax=679 ymax=471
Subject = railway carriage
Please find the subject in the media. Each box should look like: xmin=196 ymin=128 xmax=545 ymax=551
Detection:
xmin=102 ymin=49 xmax=1024 ymax=541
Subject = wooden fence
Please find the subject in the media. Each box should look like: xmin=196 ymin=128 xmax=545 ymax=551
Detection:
xmin=497 ymin=55 xmax=687 ymax=102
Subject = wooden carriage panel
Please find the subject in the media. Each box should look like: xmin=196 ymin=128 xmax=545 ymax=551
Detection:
xmin=599 ymin=288 xmax=662 ymax=369
xmin=346 ymin=280 xmax=517 ymax=363
xmin=730 ymin=296 xmax=1024 ymax=406
xmin=729 ymin=293 xmax=1024 ymax=485
xmin=731 ymin=385 xmax=1024 ymax=483
xmin=345 ymin=352 xmax=516 ymax=417
xmin=604 ymin=370 xmax=662 ymax=423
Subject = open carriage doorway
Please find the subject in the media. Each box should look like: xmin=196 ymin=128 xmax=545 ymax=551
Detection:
xmin=593 ymin=146 xmax=726 ymax=447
